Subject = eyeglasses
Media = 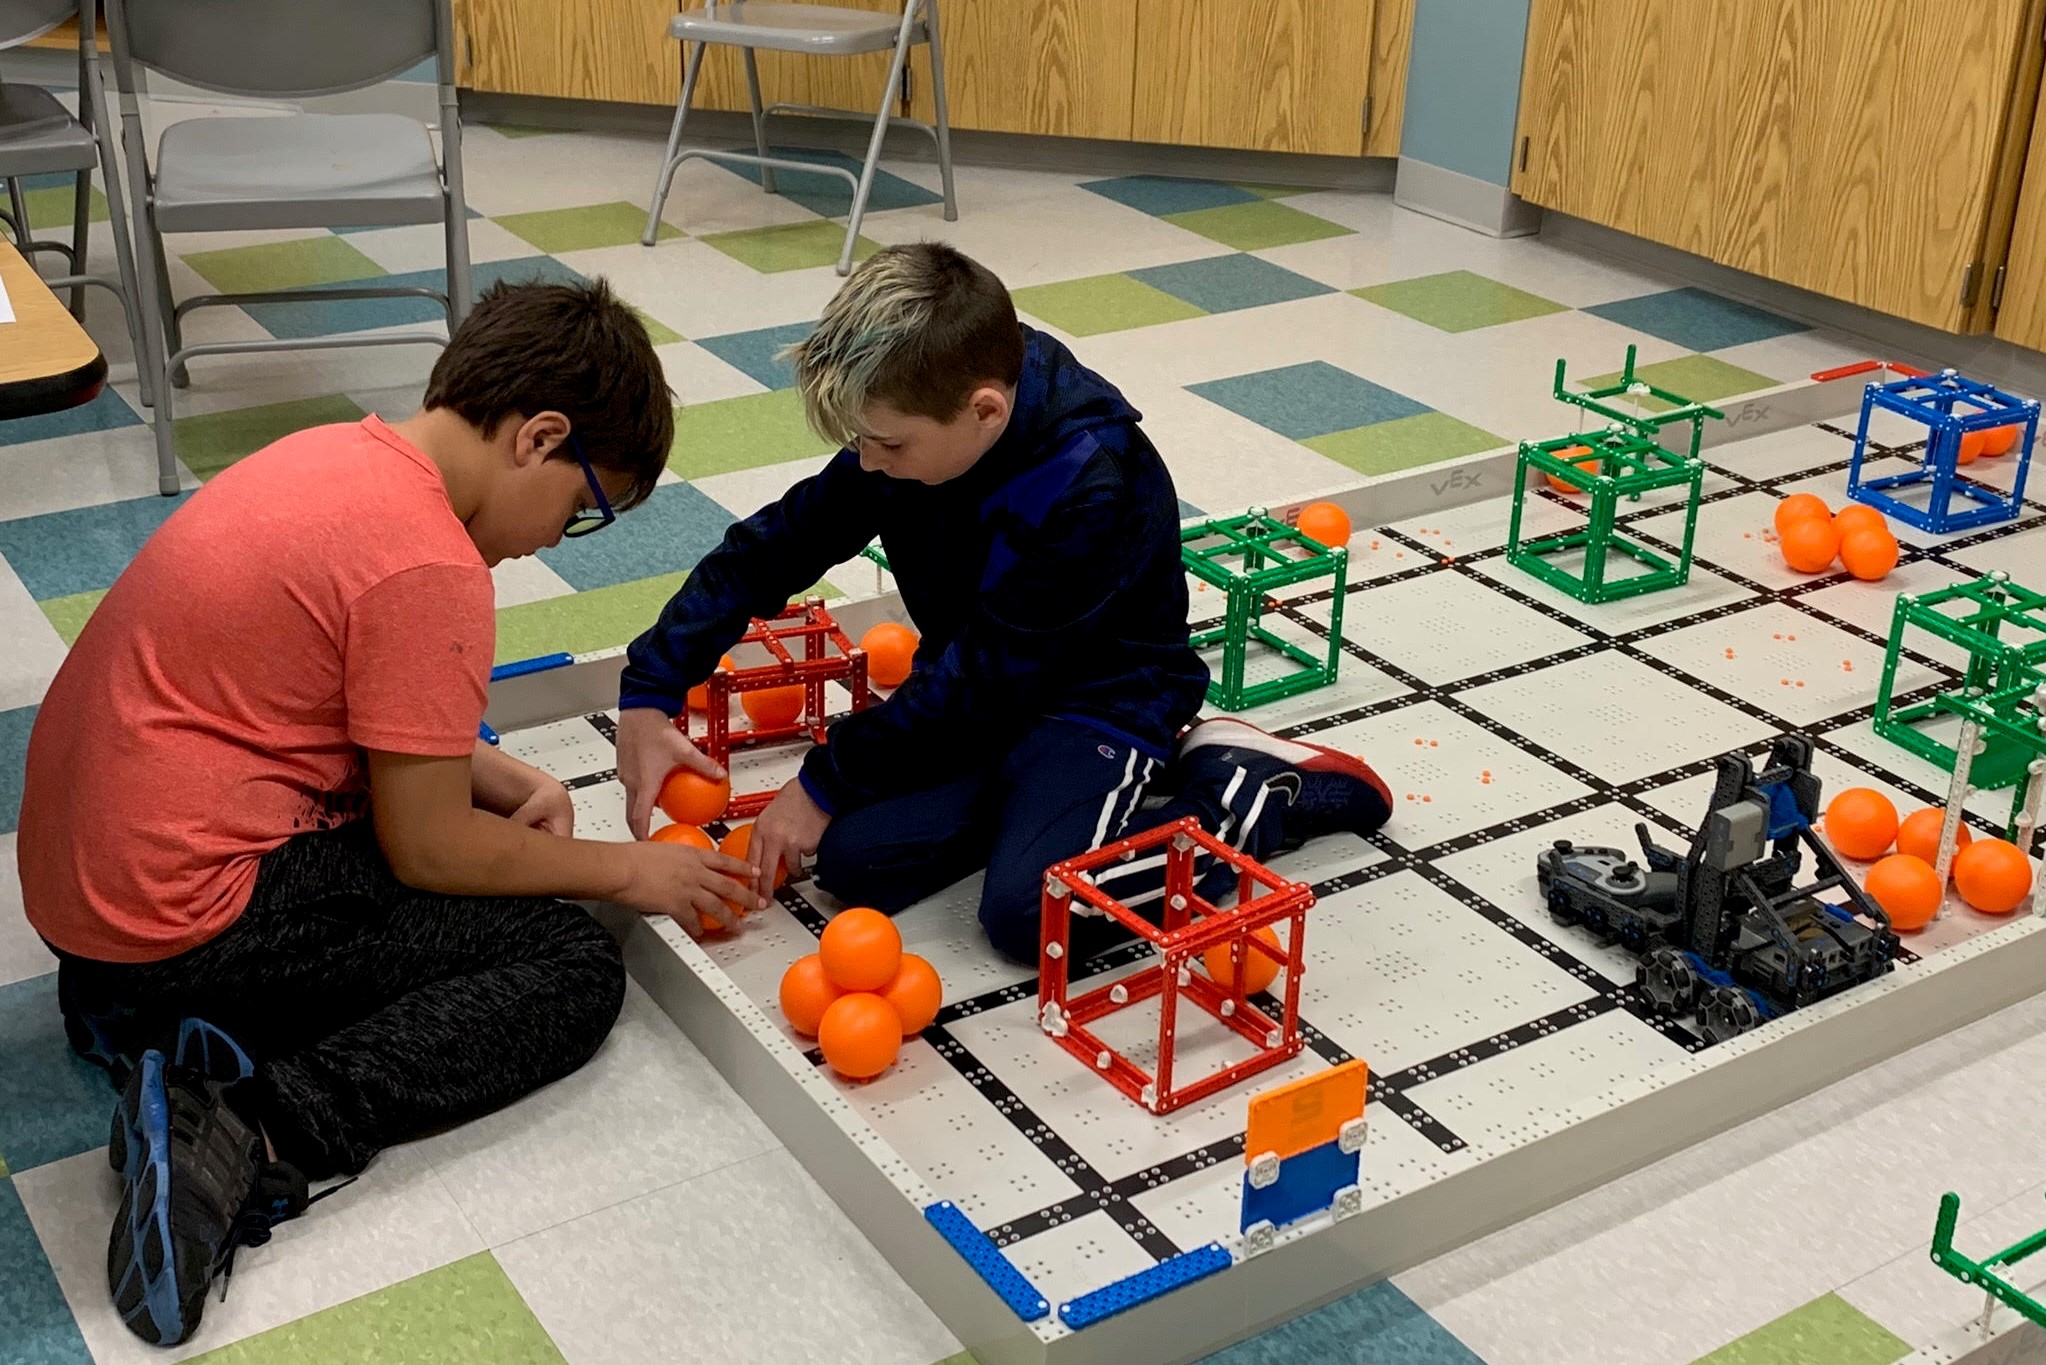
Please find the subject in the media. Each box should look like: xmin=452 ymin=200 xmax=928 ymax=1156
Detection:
xmin=561 ymin=433 xmax=616 ymax=538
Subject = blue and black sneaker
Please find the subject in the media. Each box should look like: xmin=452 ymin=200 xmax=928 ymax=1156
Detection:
xmin=106 ymin=1019 xmax=311 ymax=1347
xmin=1178 ymin=718 xmax=1394 ymax=849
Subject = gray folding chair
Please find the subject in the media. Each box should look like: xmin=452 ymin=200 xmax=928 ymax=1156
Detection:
xmin=643 ymin=0 xmax=957 ymax=276
xmin=100 ymin=0 xmax=471 ymax=495
xmin=0 ymin=0 xmax=151 ymax=405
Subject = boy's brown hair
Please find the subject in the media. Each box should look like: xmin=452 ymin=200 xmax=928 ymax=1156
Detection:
xmin=785 ymin=242 xmax=1027 ymax=447
xmin=424 ymin=278 xmax=673 ymax=510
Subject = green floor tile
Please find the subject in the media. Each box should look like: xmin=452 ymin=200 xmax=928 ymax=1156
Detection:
xmin=1236 ymin=183 xmax=1314 ymax=200
xmin=1690 ymin=1293 xmax=1908 ymax=1365
xmin=1355 ymin=270 xmax=1569 ymax=333
xmin=636 ymin=310 xmax=684 ymax=347
xmin=1163 ymin=200 xmax=1354 ymax=252
xmin=495 ymin=572 xmax=837 ymax=664
xmin=496 ymin=202 xmax=681 ymax=254
xmin=187 ymin=1253 xmax=563 ymax=1365
xmin=182 ymin=235 xmax=388 ymax=296
xmin=175 ymin=395 xmax=368 ymax=481
xmin=1303 ymin=411 xmax=1505 ymax=477
xmin=1012 ymin=274 xmax=1208 ymax=337
xmin=24 ymin=183 xmax=109 ymax=232
xmin=671 ymin=388 xmax=835 ymax=479
xmin=41 ymin=590 xmax=106 ymax=646
xmin=1579 ymin=354 xmax=1780 ymax=413
xmin=700 ymin=220 xmax=878 ymax=274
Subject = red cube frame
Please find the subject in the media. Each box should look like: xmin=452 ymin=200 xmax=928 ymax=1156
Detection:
xmin=1038 ymin=817 xmax=1313 ymax=1115
xmin=676 ymin=598 xmax=873 ymax=818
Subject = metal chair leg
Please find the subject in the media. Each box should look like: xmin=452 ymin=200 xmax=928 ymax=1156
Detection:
xmin=922 ymin=0 xmax=957 ymax=221
xmin=840 ymin=27 xmax=914 ymax=275
xmin=743 ymin=48 xmax=776 ymax=196
xmin=87 ymin=65 xmax=152 ymax=409
xmin=645 ymin=41 xmax=707 ymax=245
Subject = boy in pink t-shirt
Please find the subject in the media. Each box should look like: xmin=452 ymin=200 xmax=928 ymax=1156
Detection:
xmin=18 ymin=280 xmax=760 ymax=1348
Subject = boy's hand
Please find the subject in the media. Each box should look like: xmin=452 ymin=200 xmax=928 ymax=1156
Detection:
xmin=617 ymin=705 xmax=726 ymax=842
xmin=617 ymin=841 xmax=764 ymax=937
xmin=509 ymin=774 xmax=576 ymax=838
xmin=752 ymin=779 xmax=831 ymax=904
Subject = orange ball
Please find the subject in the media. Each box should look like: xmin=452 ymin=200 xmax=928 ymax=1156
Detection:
xmin=658 ymin=768 xmax=731 ymax=826
xmin=778 ymin=953 xmax=843 ymax=1036
xmin=1866 ymin=854 xmax=1942 ymax=931
xmin=819 ymin=907 xmax=902 ymax=992
xmin=1203 ymin=926 xmax=1283 ymax=996
xmin=718 ymin=823 xmax=786 ymax=892
xmin=860 ymin=622 xmax=919 ymax=689
xmin=1839 ymin=526 xmax=1899 ymax=582
xmin=1832 ymin=504 xmax=1887 ymax=539
xmin=1897 ymin=807 xmax=1970 ymax=868
xmin=1958 ymin=429 xmax=1987 ymax=465
xmin=878 ymin=952 xmax=942 ymax=1034
xmin=1779 ymin=515 xmax=1840 ymax=574
xmin=741 ymin=684 xmax=804 ymax=729
xmin=1823 ymin=787 xmax=1898 ymax=861
xmin=686 ymin=654 xmax=738 ymax=711
xmin=650 ymin=823 xmax=714 ymax=849
xmin=1773 ymin=493 xmax=1831 ymax=536
xmin=1983 ymin=424 xmax=2021 ymax=457
xmin=817 ymin=992 xmax=902 ymax=1079
xmin=1953 ymin=839 xmax=2033 ymax=914
xmin=1545 ymin=445 xmax=1599 ymax=494
xmin=1295 ymin=501 xmax=1352 ymax=547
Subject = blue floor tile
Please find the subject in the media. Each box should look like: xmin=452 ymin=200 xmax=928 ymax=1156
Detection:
xmin=0 ymin=705 xmax=31 ymax=835
xmin=1080 ymin=175 xmax=1260 ymax=217
xmin=1178 ymin=498 xmax=1204 ymax=520
xmin=1196 ymin=1280 xmax=1484 ymax=1365
xmin=0 ymin=1180 xmax=92 ymax=1365
xmin=0 ymin=388 xmax=143 ymax=450
xmin=720 ymin=146 xmax=942 ymax=219
xmin=537 ymin=479 xmax=734 ymax=592
xmin=0 ymin=492 xmax=191 ymax=601
xmin=1189 ymin=362 xmax=1429 ymax=441
xmin=240 ymin=255 xmax=584 ymax=339
xmin=1131 ymin=254 xmax=1333 ymax=315
xmin=0 ymin=974 xmax=114 ymax=1175
xmin=1584 ymin=286 xmax=1809 ymax=352
xmin=696 ymin=320 xmax=815 ymax=391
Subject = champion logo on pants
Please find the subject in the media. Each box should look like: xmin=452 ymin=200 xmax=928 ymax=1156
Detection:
xmin=1097 ymin=744 xmax=1117 ymax=760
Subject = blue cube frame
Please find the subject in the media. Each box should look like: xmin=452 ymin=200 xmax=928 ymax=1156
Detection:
xmin=1847 ymin=368 xmax=2039 ymax=534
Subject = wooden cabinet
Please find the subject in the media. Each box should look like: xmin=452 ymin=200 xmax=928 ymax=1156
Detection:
xmin=1994 ymin=85 xmax=2046 ymax=350
xmin=450 ymin=0 xmax=1407 ymax=160
xmin=926 ymin=0 xmax=1140 ymax=142
xmin=1513 ymin=0 xmax=2043 ymax=333
xmin=456 ymin=0 xmax=680 ymax=106
xmin=1131 ymin=0 xmax=1375 ymax=156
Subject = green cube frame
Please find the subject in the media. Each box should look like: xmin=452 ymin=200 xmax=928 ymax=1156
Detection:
xmin=1873 ymin=572 xmax=2046 ymax=839
xmin=1506 ymin=347 xmax=1723 ymax=605
xmin=1182 ymin=509 xmax=1346 ymax=712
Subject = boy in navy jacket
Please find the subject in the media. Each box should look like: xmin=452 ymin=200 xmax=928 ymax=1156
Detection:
xmin=616 ymin=244 xmax=1391 ymax=962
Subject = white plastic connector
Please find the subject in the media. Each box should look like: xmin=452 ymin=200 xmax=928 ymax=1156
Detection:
xmin=1109 ymin=984 xmax=1128 ymax=1005
xmin=1141 ymin=1083 xmax=1158 ymax=1110
xmin=1243 ymin=1220 xmax=1276 ymax=1257
xmin=1248 ymin=1151 xmax=1280 ymax=1189
xmin=1044 ymin=941 xmax=1064 ymax=960
xmin=1339 ymin=1117 xmax=1368 ymax=1155
xmin=1096 ymin=1050 xmax=1112 ymax=1070
xmin=1220 ymin=999 xmax=1236 ymax=1018
xmin=1332 ymin=1185 xmax=1363 ymax=1222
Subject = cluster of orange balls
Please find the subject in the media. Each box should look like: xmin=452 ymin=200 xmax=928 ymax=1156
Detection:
xmin=779 ymin=909 xmax=941 ymax=1080
xmin=1822 ymin=786 xmax=2035 ymax=929
xmin=680 ymin=623 xmax=922 ymax=724
xmin=648 ymin=769 xmax=784 ymax=932
xmin=1771 ymin=495 xmax=1899 ymax=580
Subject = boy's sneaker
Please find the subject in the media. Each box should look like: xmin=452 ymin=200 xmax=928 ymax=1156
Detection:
xmin=1178 ymin=718 xmax=1393 ymax=847
xmin=107 ymin=1019 xmax=310 ymax=1347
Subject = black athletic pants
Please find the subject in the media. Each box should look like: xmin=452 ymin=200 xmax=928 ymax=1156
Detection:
xmin=51 ymin=822 xmax=626 ymax=1180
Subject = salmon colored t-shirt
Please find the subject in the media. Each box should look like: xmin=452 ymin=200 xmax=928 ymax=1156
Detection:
xmin=20 ymin=416 xmax=495 ymax=964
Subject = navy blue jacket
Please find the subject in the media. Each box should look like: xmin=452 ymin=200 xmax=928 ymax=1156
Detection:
xmin=620 ymin=327 xmax=1209 ymax=814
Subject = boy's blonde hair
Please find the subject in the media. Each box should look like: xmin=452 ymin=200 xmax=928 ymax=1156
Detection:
xmin=783 ymin=242 xmax=1025 ymax=447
